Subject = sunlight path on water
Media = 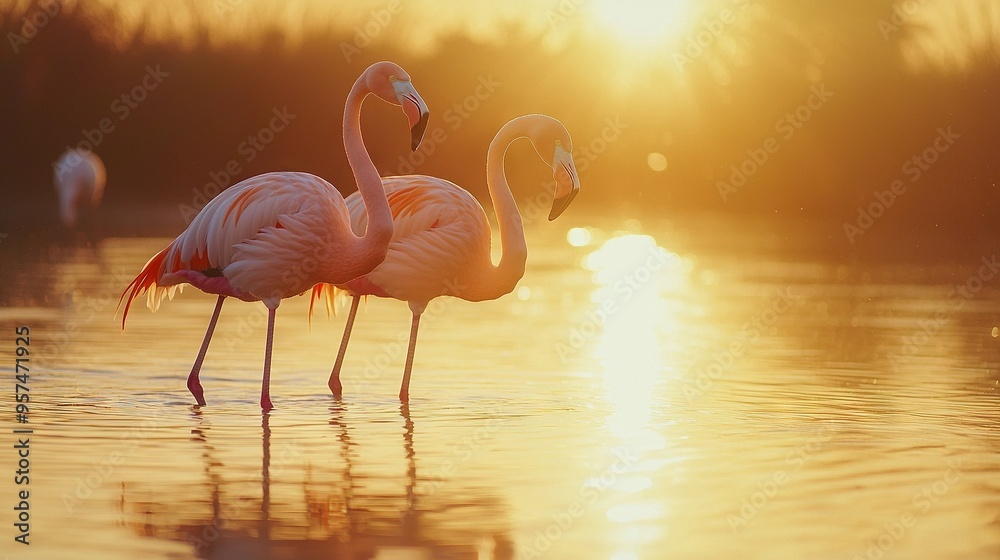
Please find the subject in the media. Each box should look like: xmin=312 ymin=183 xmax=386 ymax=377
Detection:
xmin=1 ymin=222 xmax=999 ymax=559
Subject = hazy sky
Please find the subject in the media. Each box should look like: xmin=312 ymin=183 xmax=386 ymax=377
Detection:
xmin=3 ymin=0 xmax=998 ymax=246
xmin=45 ymin=0 xmax=995 ymax=75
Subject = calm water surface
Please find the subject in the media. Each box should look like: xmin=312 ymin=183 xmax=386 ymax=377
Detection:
xmin=1 ymin=222 xmax=999 ymax=559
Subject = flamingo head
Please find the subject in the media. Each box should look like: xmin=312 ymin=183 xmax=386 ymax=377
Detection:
xmin=365 ymin=61 xmax=430 ymax=151
xmin=527 ymin=117 xmax=581 ymax=220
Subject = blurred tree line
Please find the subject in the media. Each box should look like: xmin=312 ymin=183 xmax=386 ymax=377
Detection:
xmin=0 ymin=0 xmax=998 ymax=259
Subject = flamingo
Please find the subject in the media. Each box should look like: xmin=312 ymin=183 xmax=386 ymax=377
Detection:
xmin=54 ymin=148 xmax=106 ymax=228
xmin=311 ymin=114 xmax=581 ymax=402
xmin=118 ymin=61 xmax=430 ymax=411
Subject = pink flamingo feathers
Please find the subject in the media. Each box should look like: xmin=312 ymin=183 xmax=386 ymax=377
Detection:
xmin=118 ymin=61 xmax=430 ymax=411
xmin=54 ymin=148 xmax=106 ymax=228
xmin=311 ymin=114 xmax=581 ymax=402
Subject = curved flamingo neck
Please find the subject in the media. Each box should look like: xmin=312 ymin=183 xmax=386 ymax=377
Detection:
xmin=467 ymin=117 xmax=536 ymax=301
xmin=340 ymin=74 xmax=393 ymax=280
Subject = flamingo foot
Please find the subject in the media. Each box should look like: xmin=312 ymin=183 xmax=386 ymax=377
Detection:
xmin=329 ymin=378 xmax=343 ymax=399
xmin=187 ymin=377 xmax=207 ymax=406
xmin=398 ymin=389 xmax=409 ymax=404
xmin=260 ymin=396 xmax=274 ymax=412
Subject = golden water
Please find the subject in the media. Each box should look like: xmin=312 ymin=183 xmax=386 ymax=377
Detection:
xmin=1 ymin=223 xmax=998 ymax=559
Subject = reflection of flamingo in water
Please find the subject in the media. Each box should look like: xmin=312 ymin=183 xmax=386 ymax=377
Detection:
xmin=120 ymin=406 xmax=514 ymax=558
xmin=306 ymin=404 xmax=512 ymax=557
xmin=311 ymin=115 xmax=581 ymax=402
xmin=117 ymin=61 xmax=430 ymax=411
xmin=54 ymin=148 xmax=106 ymax=228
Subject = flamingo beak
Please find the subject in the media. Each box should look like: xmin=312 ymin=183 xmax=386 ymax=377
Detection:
xmin=392 ymin=80 xmax=430 ymax=151
xmin=549 ymin=145 xmax=580 ymax=221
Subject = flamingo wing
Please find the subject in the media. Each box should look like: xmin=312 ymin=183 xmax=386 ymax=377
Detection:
xmin=121 ymin=172 xmax=348 ymax=325
xmin=225 ymin=194 xmax=356 ymax=307
xmin=338 ymin=175 xmax=489 ymax=305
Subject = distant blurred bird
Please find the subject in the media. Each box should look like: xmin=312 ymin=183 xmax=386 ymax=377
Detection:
xmin=54 ymin=148 xmax=106 ymax=228
xmin=311 ymin=114 xmax=581 ymax=402
xmin=118 ymin=61 xmax=430 ymax=411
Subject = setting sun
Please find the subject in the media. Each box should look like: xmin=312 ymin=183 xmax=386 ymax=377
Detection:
xmin=5 ymin=1 xmax=1000 ymax=559
xmin=591 ymin=0 xmax=693 ymax=46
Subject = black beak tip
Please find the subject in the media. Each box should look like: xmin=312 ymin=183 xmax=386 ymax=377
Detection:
xmin=410 ymin=112 xmax=430 ymax=152
xmin=549 ymin=189 xmax=579 ymax=221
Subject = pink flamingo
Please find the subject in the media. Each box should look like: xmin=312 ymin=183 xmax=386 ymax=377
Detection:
xmin=54 ymin=148 xmax=106 ymax=228
xmin=311 ymin=114 xmax=581 ymax=402
xmin=118 ymin=61 xmax=430 ymax=411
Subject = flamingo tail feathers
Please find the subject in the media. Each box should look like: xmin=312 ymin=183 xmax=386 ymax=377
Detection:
xmin=117 ymin=248 xmax=183 ymax=329
xmin=309 ymin=283 xmax=346 ymax=326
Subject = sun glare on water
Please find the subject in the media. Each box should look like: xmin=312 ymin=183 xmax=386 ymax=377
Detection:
xmin=591 ymin=0 xmax=693 ymax=47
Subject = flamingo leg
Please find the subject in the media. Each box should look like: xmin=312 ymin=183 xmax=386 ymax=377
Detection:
xmin=261 ymin=307 xmax=276 ymax=412
xmin=188 ymin=295 xmax=225 ymax=406
xmin=399 ymin=313 xmax=421 ymax=403
xmin=330 ymin=294 xmax=361 ymax=398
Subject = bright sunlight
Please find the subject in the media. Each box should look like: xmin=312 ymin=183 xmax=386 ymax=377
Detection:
xmin=591 ymin=0 xmax=693 ymax=47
